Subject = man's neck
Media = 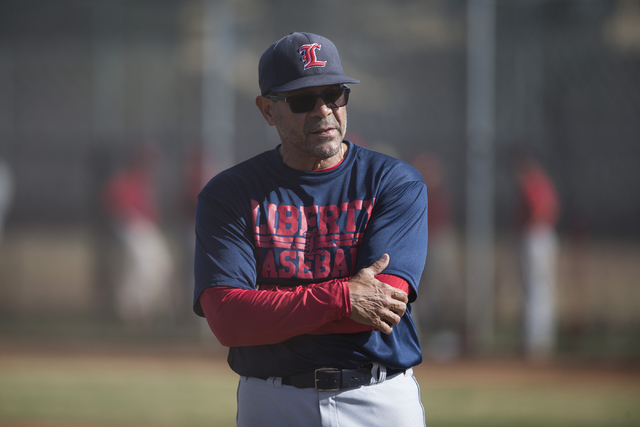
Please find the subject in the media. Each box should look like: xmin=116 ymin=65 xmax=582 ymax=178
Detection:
xmin=279 ymin=142 xmax=347 ymax=172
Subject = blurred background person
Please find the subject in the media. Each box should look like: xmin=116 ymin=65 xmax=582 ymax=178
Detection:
xmin=102 ymin=144 xmax=174 ymax=331
xmin=512 ymin=153 xmax=561 ymax=362
xmin=0 ymin=158 xmax=14 ymax=244
xmin=178 ymin=145 xmax=217 ymax=330
xmin=410 ymin=152 xmax=463 ymax=362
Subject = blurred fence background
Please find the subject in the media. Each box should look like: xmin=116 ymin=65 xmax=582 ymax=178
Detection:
xmin=0 ymin=0 xmax=638 ymax=363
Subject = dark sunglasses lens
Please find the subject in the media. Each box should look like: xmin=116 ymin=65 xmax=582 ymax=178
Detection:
xmin=289 ymin=95 xmax=317 ymax=113
xmin=287 ymin=88 xmax=350 ymax=113
xmin=324 ymin=89 xmax=346 ymax=107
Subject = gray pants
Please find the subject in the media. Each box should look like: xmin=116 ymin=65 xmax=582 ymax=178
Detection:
xmin=521 ymin=224 xmax=558 ymax=360
xmin=237 ymin=366 xmax=426 ymax=427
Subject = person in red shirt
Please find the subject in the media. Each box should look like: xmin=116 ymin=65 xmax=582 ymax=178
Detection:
xmin=410 ymin=152 xmax=463 ymax=361
xmin=0 ymin=158 xmax=14 ymax=244
xmin=513 ymin=154 xmax=561 ymax=361
xmin=103 ymin=144 xmax=174 ymax=330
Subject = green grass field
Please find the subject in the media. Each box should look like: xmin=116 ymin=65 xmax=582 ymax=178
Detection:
xmin=1 ymin=349 xmax=639 ymax=427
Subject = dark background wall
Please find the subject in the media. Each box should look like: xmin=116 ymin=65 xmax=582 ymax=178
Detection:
xmin=1 ymin=0 xmax=638 ymax=237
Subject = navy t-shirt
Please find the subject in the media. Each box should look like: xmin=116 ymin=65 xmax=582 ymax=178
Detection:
xmin=194 ymin=140 xmax=428 ymax=378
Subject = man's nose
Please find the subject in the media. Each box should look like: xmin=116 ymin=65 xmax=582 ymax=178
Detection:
xmin=309 ymin=97 xmax=332 ymax=118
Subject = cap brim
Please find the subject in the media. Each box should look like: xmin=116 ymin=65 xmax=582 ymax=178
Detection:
xmin=269 ymin=74 xmax=359 ymax=94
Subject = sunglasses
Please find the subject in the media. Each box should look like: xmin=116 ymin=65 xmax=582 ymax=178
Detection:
xmin=266 ymin=86 xmax=350 ymax=114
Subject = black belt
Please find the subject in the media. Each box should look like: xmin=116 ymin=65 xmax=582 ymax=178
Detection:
xmin=269 ymin=365 xmax=406 ymax=392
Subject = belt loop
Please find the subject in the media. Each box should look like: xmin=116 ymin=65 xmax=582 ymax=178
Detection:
xmin=266 ymin=376 xmax=283 ymax=388
xmin=369 ymin=363 xmax=387 ymax=384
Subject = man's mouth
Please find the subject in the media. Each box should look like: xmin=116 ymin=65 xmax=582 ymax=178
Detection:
xmin=311 ymin=127 xmax=336 ymax=136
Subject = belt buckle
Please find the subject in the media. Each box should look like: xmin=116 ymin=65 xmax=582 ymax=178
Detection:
xmin=314 ymin=367 xmax=340 ymax=392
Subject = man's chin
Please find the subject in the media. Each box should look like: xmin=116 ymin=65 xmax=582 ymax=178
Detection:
xmin=313 ymin=133 xmax=342 ymax=145
xmin=309 ymin=139 xmax=342 ymax=158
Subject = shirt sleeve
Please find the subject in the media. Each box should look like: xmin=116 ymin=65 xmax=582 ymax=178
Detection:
xmin=356 ymin=177 xmax=429 ymax=301
xmin=200 ymin=278 xmax=350 ymax=347
xmin=199 ymin=274 xmax=410 ymax=346
xmin=193 ymin=181 xmax=258 ymax=317
xmin=307 ymin=274 xmax=410 ymax=335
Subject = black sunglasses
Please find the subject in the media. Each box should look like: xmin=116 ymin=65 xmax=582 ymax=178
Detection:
xmin=266 ymin=86 xmax=350 ymax=114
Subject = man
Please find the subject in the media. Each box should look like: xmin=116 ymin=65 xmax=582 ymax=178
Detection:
xmin=194 ymin=32 xmax=428 ymax=426
xmin=0 ymin=158 xmax=13 ymax=243
xmin=513 ymin=154 xmax=560 ymax=361
xmin=103 ymin=145 xmax=173 ymax=330
xmin=411 ymin=152 xmax=462 ymax=361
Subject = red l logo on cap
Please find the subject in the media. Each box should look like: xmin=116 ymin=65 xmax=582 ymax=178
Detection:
xmin=299 ymin=44 xmax=327 ymax=70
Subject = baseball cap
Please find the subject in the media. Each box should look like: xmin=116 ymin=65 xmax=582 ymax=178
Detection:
xmin=258 ymin=32 xmax=359 ymax=96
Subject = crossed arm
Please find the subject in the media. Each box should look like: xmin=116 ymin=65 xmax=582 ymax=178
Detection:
xmin=199 ymin=254 xmax=410 ymax=347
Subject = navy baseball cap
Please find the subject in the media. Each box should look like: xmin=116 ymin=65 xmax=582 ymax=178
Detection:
xmin=258 ymin=32 xmax=359 ymax=96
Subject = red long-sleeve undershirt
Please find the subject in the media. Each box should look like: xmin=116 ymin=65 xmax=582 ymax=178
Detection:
xmin=199 ymin=274 xmax=410 ymax=347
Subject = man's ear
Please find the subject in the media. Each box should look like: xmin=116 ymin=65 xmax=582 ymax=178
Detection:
xmin=255 ymin=96 xmax=277 ymax=126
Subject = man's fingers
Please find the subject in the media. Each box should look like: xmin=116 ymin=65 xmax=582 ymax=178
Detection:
xmin=365 ymin=253 xmax=390 ymax=276
xmin=378 ymin=310 xmax=402 ymax=335
xmin=375 ymin=319 xmax=394 ymax=335
xmin=389 ymin=301 xmax=406 ymax=318
xmin=348 ymin=253 xmax=411 ymax=335
xmin=379 ymin=325 xmax=393 ymax=335
xmin=390 ymin=288 xmax=409 ymax=304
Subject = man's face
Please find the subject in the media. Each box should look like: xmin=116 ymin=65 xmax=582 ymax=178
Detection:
xmin=271 ymin=84 xmax=347 ymax=161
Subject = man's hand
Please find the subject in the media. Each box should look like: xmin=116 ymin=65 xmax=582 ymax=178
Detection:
xmin=347 ymin=254 xmax=408 ymax=334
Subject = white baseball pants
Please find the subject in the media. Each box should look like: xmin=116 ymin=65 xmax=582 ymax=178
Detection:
xmin=236 ymin=366 xmax=426 ymax=427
